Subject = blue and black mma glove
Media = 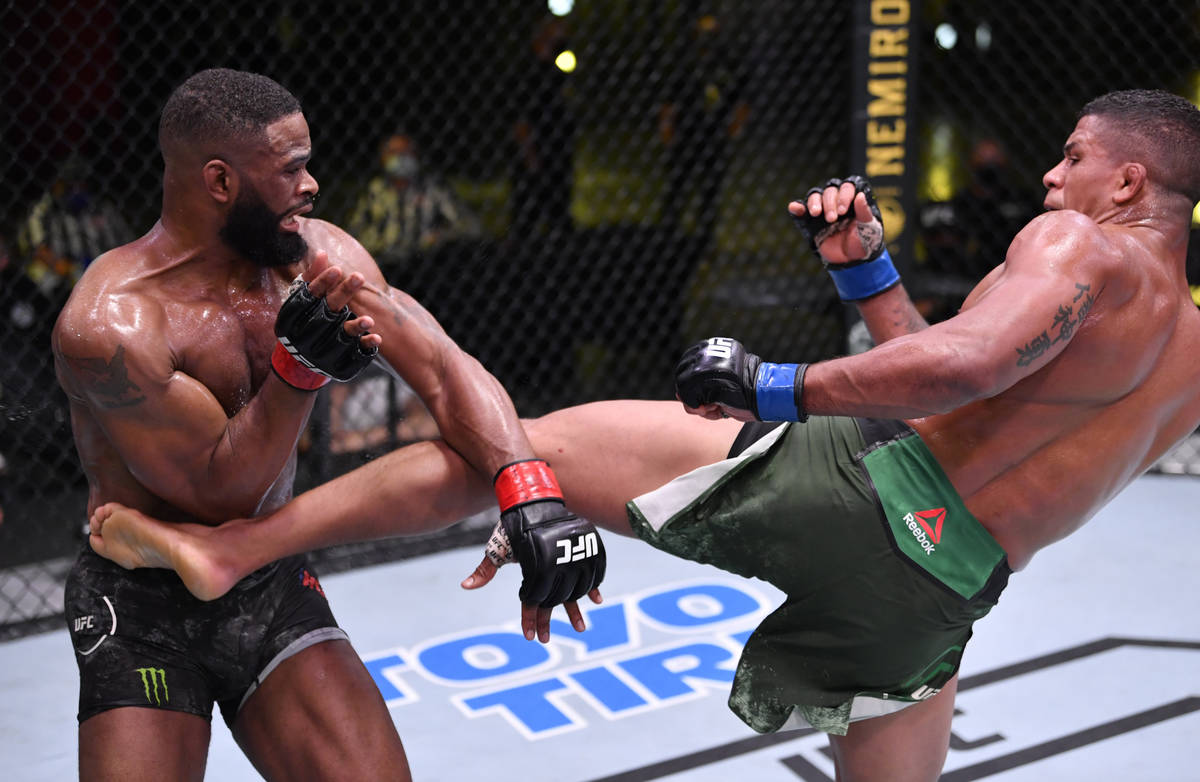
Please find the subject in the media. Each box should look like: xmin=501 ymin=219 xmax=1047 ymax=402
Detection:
xmin=793 ymin=174 xmax=900 ymax=302
xmin=271 ymin=277 xmax=379 ymax=390
xmin=486 ymin=459 xmax=606 ymax=607
xmin=675 ymin=337 xmax=808 ymax=423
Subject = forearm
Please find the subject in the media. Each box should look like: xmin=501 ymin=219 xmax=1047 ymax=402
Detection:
xmin=852 ymin=284 xmax=930 ymax=345
xmin=422 ymin=351 xmax=534 ymax=478
xmin=195 ymin=377 xmax=314 ymax=517
xmin=350 ymin=282 xmax=535 ymax=479
xmin=803 ymin=335 xmax=986 ymax=419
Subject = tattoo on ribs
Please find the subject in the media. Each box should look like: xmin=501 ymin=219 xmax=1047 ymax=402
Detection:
xmin=63 ymin=344 xmax=146 ymax=408
xmin=1015 ymin=283 xmax=1094 ymax=366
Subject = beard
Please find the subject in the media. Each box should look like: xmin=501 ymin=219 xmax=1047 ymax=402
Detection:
xmin=219 ymin=185 xmax=310 ymax=268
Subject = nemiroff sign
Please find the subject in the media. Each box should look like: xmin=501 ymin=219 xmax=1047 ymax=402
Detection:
xmin=851 ymin=0 xmax=920 ymax=271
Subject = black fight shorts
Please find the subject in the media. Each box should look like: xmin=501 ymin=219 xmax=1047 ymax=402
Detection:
xmin=65 ymin=546 xmax=348 ymax=727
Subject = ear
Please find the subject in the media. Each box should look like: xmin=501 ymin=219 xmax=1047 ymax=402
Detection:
xmin=1113 ymin=162 xmax=1146 ymax=205
xmin=201 ymin=159 xmax=236 ymax=205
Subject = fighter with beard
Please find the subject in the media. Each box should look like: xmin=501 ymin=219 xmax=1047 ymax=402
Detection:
xmin=50 ymin=69 xmax=602 ymax=782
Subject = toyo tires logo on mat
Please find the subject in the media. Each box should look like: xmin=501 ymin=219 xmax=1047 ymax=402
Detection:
xmin=362 ymin=578 xmax=770 ymax=739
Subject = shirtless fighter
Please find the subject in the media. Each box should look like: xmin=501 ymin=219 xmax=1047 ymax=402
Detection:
xmin=89 ymin=89 xmax=1200 ymax=781
xmin=53 ymin=68 xmax=602 ymax=782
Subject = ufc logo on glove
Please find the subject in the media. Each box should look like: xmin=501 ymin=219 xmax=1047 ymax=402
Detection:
xmin=556 ymin=532 xmax=600 ymax=564
xmin=706 ymin=337 xmax=736 ymax=358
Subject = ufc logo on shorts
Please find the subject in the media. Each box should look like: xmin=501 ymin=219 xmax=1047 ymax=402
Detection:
xmin=556 ymin=532 xmax=599 ymax=564
xmin=707 ymin=337 xmax=735 ymax=358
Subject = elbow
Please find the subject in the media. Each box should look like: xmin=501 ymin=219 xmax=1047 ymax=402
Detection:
xmin=924 ymin=359 xmax=1001 ymax=414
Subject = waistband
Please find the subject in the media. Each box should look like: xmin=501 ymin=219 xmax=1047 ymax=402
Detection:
xmin=854 ymin=417 xmax=915 ymax=448
xmin=855 ymin=419 xmax=1011 ymax=603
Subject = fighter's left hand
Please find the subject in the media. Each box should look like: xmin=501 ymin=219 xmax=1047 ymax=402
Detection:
xmin=788 ymin=175 xmax=885 ymax=265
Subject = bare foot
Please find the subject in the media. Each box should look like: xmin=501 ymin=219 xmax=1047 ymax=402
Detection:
xmin=89 ymin=503 xmax=240 ymax=601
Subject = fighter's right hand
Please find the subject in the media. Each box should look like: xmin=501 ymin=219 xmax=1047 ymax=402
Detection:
xmin=675 ymin=337 xmax=762 ymax=420
xmin=675 ymin=337 xmax=809 ymax=423
xmin=271 ymin=253 xmax=381 ymax=390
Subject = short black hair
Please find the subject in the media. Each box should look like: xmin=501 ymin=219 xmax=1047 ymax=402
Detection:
xmin=1079 ymin=89 xmax=1200 ymax=204
xmin=158 ymin=68 xmax=302 ymax=160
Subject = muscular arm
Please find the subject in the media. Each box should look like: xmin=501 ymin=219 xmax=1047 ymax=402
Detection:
xmin=851 ymin=283 xmax=930 ymax=345
xmin=53 ymin=294 xmax=316 ymax=521
xmin=790 ymin=188 xmax=930 ymax=345
xmin=804 ymin=211 xmax=1108 ymax=418
xmin=356 ymin=284 xmax=532 ymax=475
xmin=313 ymin=222 xmax=532 ymax=477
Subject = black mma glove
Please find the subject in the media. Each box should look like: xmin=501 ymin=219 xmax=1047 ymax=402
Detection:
xmin=487 ymin=459 xmax=606 ymax=607
xmin=793 ymin=175 xmax=885 ymax=260
xmin=271 ymin=277 xmax=379 ymax=390
xmin=792 ymin=175 xmax=899 ymax=302
xmin=675 ymin=337 xmax=808 ymax=422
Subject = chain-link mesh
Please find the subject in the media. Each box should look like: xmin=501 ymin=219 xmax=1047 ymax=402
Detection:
xmin=2 ymin=0 xmax=1198 ymax=638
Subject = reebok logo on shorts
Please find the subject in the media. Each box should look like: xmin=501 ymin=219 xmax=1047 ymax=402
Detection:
xmin=903 ymin=508 xmax=945 ymax=555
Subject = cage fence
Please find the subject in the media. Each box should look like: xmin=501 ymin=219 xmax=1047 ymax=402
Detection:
xmin=1 ymin=0 xmax=1198 ymax=638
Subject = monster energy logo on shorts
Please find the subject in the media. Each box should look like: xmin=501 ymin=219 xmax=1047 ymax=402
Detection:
xmin=137 ymin=667 xmax=169 ymax=705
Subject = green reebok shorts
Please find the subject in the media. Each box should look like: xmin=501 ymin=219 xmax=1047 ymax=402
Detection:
xmin=626 ymin=416 xmax=1011 ymax=735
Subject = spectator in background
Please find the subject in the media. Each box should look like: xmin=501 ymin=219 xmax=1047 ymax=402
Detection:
xmin=510 ymin=15 xmax=576 ymax=242
xmin=909 ymin=136 xmax=1042 ymax=337
xmin=919 ymin=137 xmax=1042 ymax=289
xmin=11 ymin=156 xmax=138 ymax=391
xmin=658 ymin=12 xmax=750 ymax=252
xmin=12 ymin=156 xmax=134 ymax=385
xmin=849 ymin=139 xmax=1043 ymax=355
xmin=16 ymin=155 xmax=134 ymax=301
xmin=347 ymin=131 xmax=480 ymax=282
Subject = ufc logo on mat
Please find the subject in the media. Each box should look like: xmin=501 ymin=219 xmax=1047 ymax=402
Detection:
xmin=556 ymin=532 xmax=599 ymax=564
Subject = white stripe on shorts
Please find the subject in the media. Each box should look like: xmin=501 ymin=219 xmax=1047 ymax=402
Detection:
xmin=630 ymin=423 xmax=789 ymax=533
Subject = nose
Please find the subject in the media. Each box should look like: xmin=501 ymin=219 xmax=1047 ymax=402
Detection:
xmin=300 ymin=169 xmax=319 ymax=198
xmin=1042 ymin=161 xmax=1063 ymax=191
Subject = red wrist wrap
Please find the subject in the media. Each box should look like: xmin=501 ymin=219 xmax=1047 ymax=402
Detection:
xmin=494 ymin=459 xmax=563 ymax=511
xmin=271 ymin=341 xmax=331 ymax=391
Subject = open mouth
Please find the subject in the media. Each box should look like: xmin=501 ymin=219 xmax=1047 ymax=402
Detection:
xmin=280 ymin=201 xmax=313 ymax=230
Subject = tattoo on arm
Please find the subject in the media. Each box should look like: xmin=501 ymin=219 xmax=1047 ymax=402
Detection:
xmin=898 ymin=307 xmax=928 ymax=333
xmin=61 ymin=344 xmax=146 ymax=408
xmin=1015 ymin=283 xmax=1094 ymax=366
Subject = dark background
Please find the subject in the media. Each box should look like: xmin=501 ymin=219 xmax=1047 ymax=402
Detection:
xmin=1 ymin=0 xmax=1198 ymax=637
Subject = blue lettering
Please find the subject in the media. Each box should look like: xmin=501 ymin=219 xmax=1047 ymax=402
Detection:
xmin=569 ymin=666 xmax=648 ymax=713
xmin=362 ymin=653 xmax=412 ymax=705
xmin=618 ymin=642 xmax=736 ymax=699
xmin=637 ymin=583 xmax=760 ymax=629
xmin=549 ymin=602 xmax=633 ymax=655
xmin=419 ymin=632 xmax=550 ymax=682
xmin=459 ymin=676 xmax=577 ymax=735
